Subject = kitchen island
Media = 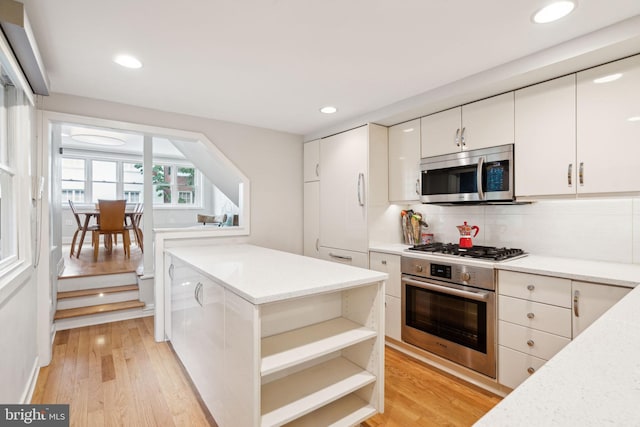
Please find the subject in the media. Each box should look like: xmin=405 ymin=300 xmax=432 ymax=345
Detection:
xmin=164 ymin=244 xmax=387 ymax=427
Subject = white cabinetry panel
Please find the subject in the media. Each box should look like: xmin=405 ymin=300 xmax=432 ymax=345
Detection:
xmin=499 ymin=270 xmax=571 ymax=307
xmin=499 ymin=345 xmax=546 ymax=390
xmin=499 ymin=320 xmax=570 ymax=361
xmin=499 ymin=295 xmax=572 ymax=338
xmin=320 ymin=126 xmax=369 ymax=253
xmin=572 ymin=281 xmax=630 ymax=338
xmin=303 ymin=181 xmax=319 ymax=258
xmin=303 ymin=139 xmax=320 ymax=182
xmin=577 ymin=54 xmax=640 ymax=194
xmin=369 ymin=252 xmax=401 ymax=298
xmin=420 ymin=107 xmax=461 ymax=157
xmin=515 ymin=75 xmax=576 ymax=197
xmin=389 ymin=119 xmax=421 ymax=202
xmin=384 ymin=295 xmax=401 ymax=341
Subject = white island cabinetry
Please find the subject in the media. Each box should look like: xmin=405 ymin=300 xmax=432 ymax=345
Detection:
xmin=166 ymin=244 xmax=386 ymax=427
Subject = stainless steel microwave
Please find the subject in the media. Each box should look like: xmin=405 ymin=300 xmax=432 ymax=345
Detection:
xmin=420 ymin=144 xmax=514 ymax=204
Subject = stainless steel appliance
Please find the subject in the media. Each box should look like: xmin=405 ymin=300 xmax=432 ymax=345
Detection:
xmin=420 ymin=144 xmax=514 ymax=204
xmin=401 ymin=243 xmax=526 ymax=378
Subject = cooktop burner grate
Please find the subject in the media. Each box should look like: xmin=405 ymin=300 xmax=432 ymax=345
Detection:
xmin=408 ymin=242 xmax=526 ymax=261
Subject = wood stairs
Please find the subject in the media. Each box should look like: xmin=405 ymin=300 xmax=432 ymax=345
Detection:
xmin=54 ymin=299 xmax=145 ymax=320
xmin=55 ymin=272 xmax=148 ymax=330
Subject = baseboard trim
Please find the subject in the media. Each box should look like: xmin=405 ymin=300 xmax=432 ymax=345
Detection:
xmin=22 ymin=356 xmax=40 ymax=404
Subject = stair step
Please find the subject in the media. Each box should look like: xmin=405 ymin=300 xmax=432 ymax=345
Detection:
xmin=54 ymin=300 xmax=145 ymax=320
xmin=57 ymin=284 xmax=138 ymax=300
xmin=57 ymin=272 xmax=138 ymax=292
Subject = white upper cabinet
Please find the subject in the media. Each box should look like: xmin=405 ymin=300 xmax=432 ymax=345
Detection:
xmin=389 ymin=119 xmax=421 ymax=202
xmin=421 ymin=92 xmax=514 ymax=157
xmin=303 ymin=139 xmax=320 ymax=182
xmin=577 ymin=54 xmax=640 ymax=194
xmin=303 ymin=181 xmax=320 ymax=258
xmin=515 ymin=75 xmax=576 ymax=197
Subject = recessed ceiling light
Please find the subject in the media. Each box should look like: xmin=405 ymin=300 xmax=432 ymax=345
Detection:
xmin=628 ymin=116 xmax=640 ymax=122
xmin=114 ymin=54 xmax=142 ymax=69
xmin=532 ymin=1 xmax=576 ymax=24
xmin=402 ymin=128 xmax=415 ymax=133
xmin=320 ymin=106 xmax=337 ymax=114
xmin=593 ymin=73 xmax=622 ymax=84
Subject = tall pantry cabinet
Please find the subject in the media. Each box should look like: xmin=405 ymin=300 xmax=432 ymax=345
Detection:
xmin=305 ymin=124 xmax=388 ymax=268
xmin=303 ymin=140 xmax=320 ymax=258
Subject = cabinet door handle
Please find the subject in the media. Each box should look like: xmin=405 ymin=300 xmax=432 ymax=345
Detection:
xmin=381 ymin=260 xmax=387 ymax=265
xmin=329 ymin=252 xmax=352 ymax=261
xmin=169 ymin=264 xmax=175 ymax=280
xmin=315 ymin=163 xmax=320 ymax=177
xmin=194 ymin=282 xmax=203 ymax=307
xmin=527 ymin=339 xmax=535 ymax=347
xmin=315 ymin=238 xmax=319 ymax=252
xmin=579 ymin=162 xmax=584 ymax=186
xmin=567 ymin=163 xmax=573 ymax=187
xmin=415 ymin=178 xmax=420 ymax=196
xmin=527 ymin=312 xmax=535 ymax=319
xmin=574 ymin=290 xmax=580 ymax=317
xmin=527 ymin=367 xmax=535 ymax=375
xmin=460 ymin=127 xmax=466 ymax=148
xmin=527 ymin=284 xmax=535 ymax=291
xmin=357 ymin=173 xmax=365 ymax=206
xmin=455 ymin=128 xmax=461 ymax=147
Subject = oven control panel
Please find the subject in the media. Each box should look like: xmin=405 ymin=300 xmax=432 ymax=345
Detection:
xmin=430 ymin=263 xmax=452 ymax=279
xmin=401 ymin=256 xmax=495 ymax=291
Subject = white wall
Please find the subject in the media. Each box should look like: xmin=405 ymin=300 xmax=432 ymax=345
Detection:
xmin=42 ymin=93 xmax=304 ymax=254
xmin=404 ymin=198 xmax=640 ymax=264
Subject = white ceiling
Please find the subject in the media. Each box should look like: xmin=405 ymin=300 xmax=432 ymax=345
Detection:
xmin=19 ymin=1 xmax=640 ymax=137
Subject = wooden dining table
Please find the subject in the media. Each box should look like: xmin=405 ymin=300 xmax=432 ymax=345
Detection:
xmin=75 ymin=206 xmax=142 ymax=257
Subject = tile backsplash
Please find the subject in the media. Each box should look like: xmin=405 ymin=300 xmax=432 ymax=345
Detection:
xmin=403 ymin=198 xmax=640 ymax=264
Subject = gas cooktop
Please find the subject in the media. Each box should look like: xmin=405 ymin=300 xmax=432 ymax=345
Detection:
xmin=407 ymin=242 xmax=526 ymax=261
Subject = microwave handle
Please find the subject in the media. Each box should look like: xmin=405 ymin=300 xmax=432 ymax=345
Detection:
xmin=477 ymin=156 xmax=485 ymax=200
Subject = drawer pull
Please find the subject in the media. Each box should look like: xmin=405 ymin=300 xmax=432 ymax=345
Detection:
xmin=381 ymin=260 xmax=387 ymax=265
xmin=527 ymin=312 xmax=535 ymax=319
xmin=527 ymin=284 xmax=535 ymax=291
xmin=527 ymin=367 xmax=535 ymax=375
xmin=527 ymin=339 xmax=535 ymax=347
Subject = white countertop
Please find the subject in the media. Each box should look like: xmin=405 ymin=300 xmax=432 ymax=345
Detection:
xmin=167 ymin=244 xmax=388 ymax=304
xmin=497 ymin=255 xmax=640 ymax=288
xmin=475 ymin=284 xmax=640 ymax=427
xmin=369 ymin=244 xmax=640 ymax=288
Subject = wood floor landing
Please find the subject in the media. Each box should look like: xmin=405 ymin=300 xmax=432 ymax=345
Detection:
xmin=33 ymin=318 xmax=501 ymax=426
xmin=60 ymin=244 xmax=143 ymax=279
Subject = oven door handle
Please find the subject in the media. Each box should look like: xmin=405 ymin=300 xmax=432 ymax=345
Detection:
xmin=403 ymin=277 xmax=490 ymax=302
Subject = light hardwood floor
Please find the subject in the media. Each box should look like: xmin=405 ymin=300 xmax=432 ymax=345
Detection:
xmin=61 ymin=244 xmax=143 ymax=278
xmin=31 ymin=317 xmax=215 ymax=427
xmin=33 ymin=318 xmax=500 ymax=426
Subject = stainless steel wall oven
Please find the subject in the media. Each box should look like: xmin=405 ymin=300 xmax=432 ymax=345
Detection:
xmin=401 ymin=256 xmax=497 ymax=378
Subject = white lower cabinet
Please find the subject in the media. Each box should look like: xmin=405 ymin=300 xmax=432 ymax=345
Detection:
xmin=168 ymin=255 xmax=384 ymax=427
xmin=497 ymin=271 xmax=571 ymax=389
xmin=498 ymin=270 xmax=631 ymax=390
xmin=369 ymin=251 xmax=402 ymax=341
xmin=319 ymin=247 xmax=370 ymax=269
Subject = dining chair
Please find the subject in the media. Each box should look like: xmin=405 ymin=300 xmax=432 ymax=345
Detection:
xmin=125 ymin=203 xmax=144 ymax=252
xmin=93 ymin=199 xmax=130 ymax=261
xmin=68 ymin=200 xmax=98 ymax=257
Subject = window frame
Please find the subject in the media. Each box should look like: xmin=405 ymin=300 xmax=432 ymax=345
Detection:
xmin=60 ymin=150 xmax=203 ymax=209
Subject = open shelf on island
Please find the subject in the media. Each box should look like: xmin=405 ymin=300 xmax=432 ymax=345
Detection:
xmin=261 ymin=317 xmax=377 ymax=376
xmin=261 ymin=356 xmax=376 ymax=427
xmin=284 ymin=393 xmax=376 ymax=427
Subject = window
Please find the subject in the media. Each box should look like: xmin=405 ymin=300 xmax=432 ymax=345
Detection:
xmin=91 ymin=160 xmax=117 ymax=201
xmin=0 ymin=66 xmax=21 ymax=266
xmin=61 ymin=158 xmax=85 ymax=202
xmin=150 ymin=163 xmax=197 ymax=206
xmin=60 ymin=154 xmax=201 ymax=207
